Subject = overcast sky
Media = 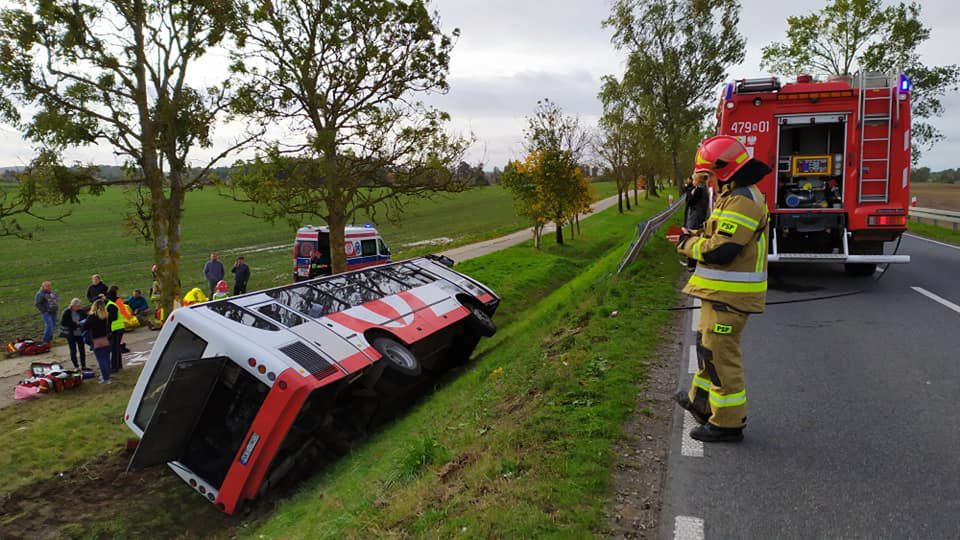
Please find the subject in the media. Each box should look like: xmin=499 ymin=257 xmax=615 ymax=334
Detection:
xmin=0 ymin=0 xmax=956 ymax=171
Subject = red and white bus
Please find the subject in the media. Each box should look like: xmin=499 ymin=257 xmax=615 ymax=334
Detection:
xmin=123 ymin=256 xmax=497 ymax=514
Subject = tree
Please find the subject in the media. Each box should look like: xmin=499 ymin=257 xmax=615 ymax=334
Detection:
xmin=605 ymin=0 xmax=745 ymax=187
xmin=226 ymin=0 xmax=470 ymax=274
xmin=0 ymin=1 xmax=251 ymax=314
xmin=760 ymin=0 xmax=960 ymax=163
xmin=521 ymin=99 xmax=590 ymax=245
xmin=499 ymin=153 xmax=549 ymax=248
xmin=596 ymin=76 xmax=638 ymax=213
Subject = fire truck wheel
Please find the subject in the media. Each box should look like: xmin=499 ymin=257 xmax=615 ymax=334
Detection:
xmin=844 ymin=263 xmax=876 ymax=276
xmin=372 ymin=337 xmax=421 ymax=377
xmin=465 ymin=304 xmax=496 ymax=338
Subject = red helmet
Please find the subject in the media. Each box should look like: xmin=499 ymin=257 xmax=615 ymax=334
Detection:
xmin=216 ymin=280 xmax=229 ymax=293
xmin=694 ymin=135 xmax=750 ymax=182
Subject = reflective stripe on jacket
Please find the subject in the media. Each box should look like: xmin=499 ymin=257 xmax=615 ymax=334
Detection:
xmin=678 ymin=183 xmax=769 ymax=313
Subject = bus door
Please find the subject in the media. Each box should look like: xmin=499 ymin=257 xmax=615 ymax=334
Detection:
xmin=128 ymin=355 xmax=228 ymax=471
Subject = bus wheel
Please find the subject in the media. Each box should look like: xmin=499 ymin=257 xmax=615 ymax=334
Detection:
xmin=844 ymin=263 xmax=877 ymax=276
xmin=465 ymin=304 xmax=496 ymax=337
xmin=372 ymin=337 xmax=421 ymax=377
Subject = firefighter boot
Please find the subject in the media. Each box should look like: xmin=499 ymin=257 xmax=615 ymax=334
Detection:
xmin=690 ymin=423 xmax=744 ymax=443
xmin=674 ymin=390 xmax=709 ymax=425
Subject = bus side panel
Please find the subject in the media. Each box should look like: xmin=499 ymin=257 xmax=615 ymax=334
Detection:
xmin=214 ymin=369 xmax=326 ymax=514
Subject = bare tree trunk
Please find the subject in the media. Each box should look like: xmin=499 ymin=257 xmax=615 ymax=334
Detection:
xmin=634 ymin=180 xmax=639 ymax=204
xmin=618 ymin=190 xmax=623 ymax=213
xmin=555 ymin=217 xmax=564 ymax=245
xmin=328 ymin=204 xmax=348 ymax=274
xmin=533 ymin=224 xmax=542 ymax=249
xmin=576 ymin=213 xmax=581 ymax=235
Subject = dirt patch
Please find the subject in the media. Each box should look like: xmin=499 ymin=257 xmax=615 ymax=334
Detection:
xmin=606 ymin=311 xmax=682 ymax=539
xmin=911 ymin=182 xmax=960 ymax=211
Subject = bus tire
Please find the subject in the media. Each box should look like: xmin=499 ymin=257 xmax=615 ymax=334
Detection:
xmin=465 ymin=304 xmax=496 ymax=338
xmin=372 ymin=337 xmax=421 ymax=377
xmin=844 ymin=263 xmax=877 ymax=276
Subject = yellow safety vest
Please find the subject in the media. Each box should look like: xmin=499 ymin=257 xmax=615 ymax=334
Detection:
xmin=106 ymin=300 xmax=125 ymax=332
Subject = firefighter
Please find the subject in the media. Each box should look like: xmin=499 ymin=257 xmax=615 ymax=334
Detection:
xmin=674 ymin=135 xmax=771 ymax=443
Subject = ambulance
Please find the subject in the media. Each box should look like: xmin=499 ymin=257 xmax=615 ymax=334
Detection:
xmin=715 ymin=72 xmax=912 ymax=274
xmin=293 ymin=224 xmax=391 ymax=281
xmin=123 ymin=256 xmax=498 ymax=514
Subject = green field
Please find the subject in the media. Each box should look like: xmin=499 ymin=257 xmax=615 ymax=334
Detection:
xmin=0 ymin=198 xmax=680 ymax=538
xmin=0 ymin=182 xmax=619 ymax=342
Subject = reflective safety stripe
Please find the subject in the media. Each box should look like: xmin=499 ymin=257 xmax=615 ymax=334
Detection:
xmin=692 ymin=238 xmax=705 ymax=261
xmin=693 ymin=375 xmax=712 ymax=391
xmin=709 ymin=388 xmax=747 ymax=408
xmin=688 ymin=274 xmax=768 ymax=293
xmin=735 ymin=152 xmax=748 ymax=164
xmin=711 ymin=209 xmax=759 ymax=231
xmin=694 ymin=267 xmax=767 ymax=283
xmin=755 ymin=232 xmax=767 ymax=273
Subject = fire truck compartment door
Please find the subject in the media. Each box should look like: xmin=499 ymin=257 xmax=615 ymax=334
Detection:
xmin=127 ymin=356 xmax=228 ymax=472
xmin=778 ymin=114 xmax=846 ymax=125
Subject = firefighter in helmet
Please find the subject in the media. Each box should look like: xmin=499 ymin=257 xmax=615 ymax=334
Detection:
xmin=674 ymin=135 xmax=771 ymax=443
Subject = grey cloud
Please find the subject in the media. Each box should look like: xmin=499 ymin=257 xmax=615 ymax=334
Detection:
xmin=429 ymin=70 xmax=603 ymax=118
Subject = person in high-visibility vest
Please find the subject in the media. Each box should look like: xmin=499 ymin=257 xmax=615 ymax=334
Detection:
xmin=674 ymin=135 xmax=771 ymax=443
xmin=105 ymin=286 xmax=126 ymax=373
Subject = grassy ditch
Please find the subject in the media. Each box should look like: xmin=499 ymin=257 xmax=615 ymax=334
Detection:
xmin=246 ymin=212 xmax=681 ymax=537
xmin=0 ymin=197 xmax=678 ymax=538
xmin=908 ymin=220 xmax=960 ymax=246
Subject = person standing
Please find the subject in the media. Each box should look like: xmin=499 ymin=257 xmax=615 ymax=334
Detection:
xmin=105 ymin=286 xmax=125 ymax=372
xmin=203 ymin=252 xmax=225 ymax=297
xmin=87 ymin=299 xmax=112 ymax=384
xmin=674 ymin=135 xmax=771 ymax=443
xmin=60 ymin=298 xmax=87 ymax=369
xmin=86 ymin=274 xmax=108 ymax=303
xmin=34 ymin=281 xmax=59 ymax=344
xmin=231 ymin=256 xmax=250 ymax=295
xmin=681 ymin=174 xmax=712 ymax=271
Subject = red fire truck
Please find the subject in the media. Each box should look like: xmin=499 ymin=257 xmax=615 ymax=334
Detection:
xmin=715 ymin=72 xmax=912 ymax=274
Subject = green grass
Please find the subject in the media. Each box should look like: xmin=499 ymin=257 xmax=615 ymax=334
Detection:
xmin=242 ymin=203 xmax=681 ymax=538
xmin=0 ymin=197 xmax=679 ymax=538
xmin=908 ymin=219 xmax=960 ymax=246
xmin=0 ymin=182 xmax=618 ymax=342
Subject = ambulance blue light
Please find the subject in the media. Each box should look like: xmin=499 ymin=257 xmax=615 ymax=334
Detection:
xmin=899 ymin=74 xmax=910 ymax=93
xmin=363 ymin=223 xmax=374 ymax=228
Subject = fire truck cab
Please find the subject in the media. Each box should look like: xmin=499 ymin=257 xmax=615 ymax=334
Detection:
xmin=716 ymin=72 xmax=912 ymax=274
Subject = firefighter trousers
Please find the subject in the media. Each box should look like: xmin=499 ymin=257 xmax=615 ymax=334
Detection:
xmin=687 ymin=301 xmax=748 ymax=428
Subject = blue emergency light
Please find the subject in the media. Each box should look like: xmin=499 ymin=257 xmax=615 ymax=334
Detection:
xmin=899 ymin=74 xmax=911 ymax=93
xmin=724 ymin=83 xmax=734 ymax=100
xmin=363 ymin=223 xmax=374 ymax=228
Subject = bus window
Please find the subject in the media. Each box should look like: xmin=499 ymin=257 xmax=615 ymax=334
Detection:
xmin=360 ymin=239 xmax=377 ymax=257
xmin=133 ymin=325 xmax=208 ymax=429
xmin=208 ymin=302 xmax=280 ymax=331
xmin=258 ymin=303 xmax=307 ymax=328
xmin=267 ymin=285 xmax=346 ymax=319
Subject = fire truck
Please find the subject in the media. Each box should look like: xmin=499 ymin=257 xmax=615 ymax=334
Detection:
xmin=715 ymin=72 xmax=912 ymax=274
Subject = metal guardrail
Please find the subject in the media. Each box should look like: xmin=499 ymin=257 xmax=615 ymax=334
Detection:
xmin=909 ymin=206 xmax=960 ymax=231
xmin=616 ymin=195 xmax=686 ymax=274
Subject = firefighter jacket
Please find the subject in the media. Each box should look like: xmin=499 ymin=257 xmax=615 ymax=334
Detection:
xmin=677 ymin=181 xmax=769 ymax=313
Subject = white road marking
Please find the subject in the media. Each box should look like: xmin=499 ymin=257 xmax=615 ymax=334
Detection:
xmin=912 ymin=286 xmax=960 ymax=315
xmin=681 ymin=411 xmax=704 ymax=458
xmin=688 ymin=345 xmax=698 ymax=374
xmin=690 ymin=298 xmax=701 ymax=332
xmin=904 ymin=233 xmax=960 ymax=252
xmin=674 ymin=515 xmax=705 ymax=540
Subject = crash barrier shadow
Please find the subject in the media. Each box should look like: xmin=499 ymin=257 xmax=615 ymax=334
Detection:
xmin=909 ymin=206 xmax=960 ymax=231
xmin=616 ymin=195 xmax=686 ymax=274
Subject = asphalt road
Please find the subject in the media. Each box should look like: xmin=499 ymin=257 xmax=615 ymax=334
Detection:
xmin=661 ymin=233 xmax=960 ymax=539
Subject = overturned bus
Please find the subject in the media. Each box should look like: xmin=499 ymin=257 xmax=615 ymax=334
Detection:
xmin=123 ymin=256 xmax=498 ymax=514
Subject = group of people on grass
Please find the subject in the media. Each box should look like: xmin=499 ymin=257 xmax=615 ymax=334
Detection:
xmin=32 ymin=253 xmax=252 ymax=385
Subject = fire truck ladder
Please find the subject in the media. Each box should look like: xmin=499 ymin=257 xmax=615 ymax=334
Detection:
xmin=857 ymin=72 xmax=894 ymax=203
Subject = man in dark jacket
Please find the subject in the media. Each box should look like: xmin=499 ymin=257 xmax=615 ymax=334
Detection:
xmin=231 ymin=256 xmax=250 ymax=295
xmin=86 ymin=274 xmax=108 ymax=303
xmin=35 ymin=280 xmax=59 ymax=344
xmin=203 ymin=252 xmax=225 ymax=297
